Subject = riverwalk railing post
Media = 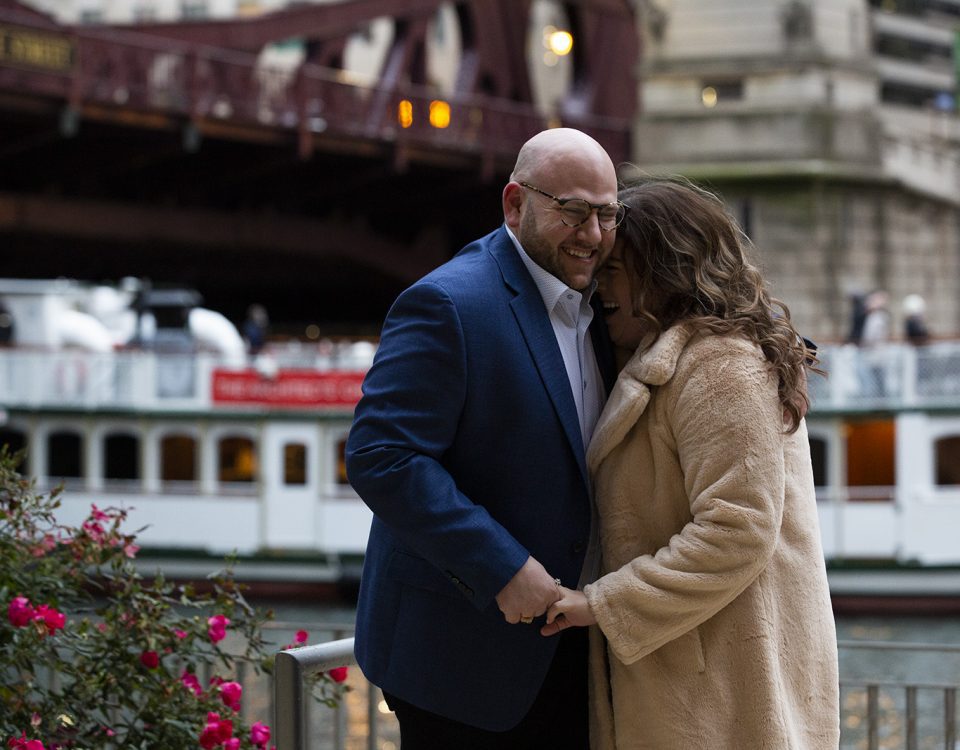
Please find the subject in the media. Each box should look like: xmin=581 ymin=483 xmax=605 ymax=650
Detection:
xmin=274 ymin=637 xmax=357 ymax=750
xmin=945 ymin=687 xmax=956 ymax=750
xmin=367 ymin=684 xmax=380 ymax=750
xmin=275 ymin=650 xmax=305 ymax=750
xmin=867 ymin=684 xmax=879 ymax=750
xmin=905 ymin=685 xmax=917 ymax=750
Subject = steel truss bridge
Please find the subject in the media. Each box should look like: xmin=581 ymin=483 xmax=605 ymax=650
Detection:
xmin=0 ymin=0 xmax=637 ymax=330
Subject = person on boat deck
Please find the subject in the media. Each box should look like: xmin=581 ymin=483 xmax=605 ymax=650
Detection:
xmin=543 ymin=176 xmax=840 ymax=750
xmin=345 ymin=127 xmax=623 ymax=749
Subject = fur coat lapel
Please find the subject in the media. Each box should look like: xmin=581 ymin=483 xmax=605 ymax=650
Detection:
xmin=587 ymin=324 xmax=695 ymax=472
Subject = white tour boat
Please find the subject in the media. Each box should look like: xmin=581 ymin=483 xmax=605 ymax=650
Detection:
xmin=1 ymin=278 xmax=959 ymax=595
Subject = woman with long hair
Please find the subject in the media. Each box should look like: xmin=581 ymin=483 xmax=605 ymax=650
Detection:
xmin=543 ymin=177 xmax=839 ymax=749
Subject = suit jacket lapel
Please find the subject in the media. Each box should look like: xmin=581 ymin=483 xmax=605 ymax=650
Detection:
xmin=488 ymin=228 xmax=589 ymax=485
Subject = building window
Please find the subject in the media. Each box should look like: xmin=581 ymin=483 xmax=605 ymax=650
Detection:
xmin=180 ymin=1 xmax=208 ymax=19
xmin=935 ymin=436 xmax=960 ymax=486
xmin=78 ymin=9 xmax=104 ymax=24
xmin=284 ymin=442 xmax=307 ymax=486
xmin=336 ymin=438 xmax=349 ymax=485
xmin=845 ymin=420 xmax=895 ymax=501
xmin=236 ymin=0 xmax=261 ymax=17
xmin=808 ymin=436 xmax=828 ymax=488
xmin=48 ymin=430 xmax=83 ymax=480
xmin=104 ymin=433 xmax=140 ymax=482
xmin=133 ymin=3 xmax=157 ymax=22
xmin=700 ymin=80 xmax=743 ymax=108
xmin=0 ymin=427 xmax=29 ymax=474
xmin=161 ymin=434 xmax=197 ymax=484
xmin=218 ymin=436 xmax=256 ymax=483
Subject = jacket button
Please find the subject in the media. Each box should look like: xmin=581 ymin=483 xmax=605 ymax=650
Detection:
xmin=571 ymin=541 xmax=584 ymax=555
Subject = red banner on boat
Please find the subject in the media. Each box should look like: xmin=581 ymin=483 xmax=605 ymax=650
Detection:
xmin=212 ymin=369 xmax=364 ymax=409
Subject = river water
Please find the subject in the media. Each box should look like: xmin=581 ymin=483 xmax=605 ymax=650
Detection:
xmin=258 ymin=601 xmax=960 ymax=750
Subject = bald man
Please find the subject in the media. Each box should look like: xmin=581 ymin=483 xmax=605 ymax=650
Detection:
xmin=346 ymin=128 xmax=623 ymax=749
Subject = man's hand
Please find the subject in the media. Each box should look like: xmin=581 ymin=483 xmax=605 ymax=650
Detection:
xmin=541 ymin=586 xmax=596 ymax=636
xmin=495 ymin=556 xmax=561 ymax=624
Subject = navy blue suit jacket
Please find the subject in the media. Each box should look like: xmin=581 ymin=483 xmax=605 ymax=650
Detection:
xmin=346 ymin=226 xmax=615 ymax=731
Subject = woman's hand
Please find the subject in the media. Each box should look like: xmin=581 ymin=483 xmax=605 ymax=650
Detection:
xmin=540 ymin=587 xmax=597 ymax=636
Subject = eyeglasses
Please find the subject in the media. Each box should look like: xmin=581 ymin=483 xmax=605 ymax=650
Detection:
xmin=519 ymin=181 xmax=627 ymax=231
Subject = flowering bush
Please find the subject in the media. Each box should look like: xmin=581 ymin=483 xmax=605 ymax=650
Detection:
xmin=0 ymin=450 xmax=348 ymax=748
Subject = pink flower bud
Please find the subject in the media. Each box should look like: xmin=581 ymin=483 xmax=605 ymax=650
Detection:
xmin=219 ymin=681 xmax=242 ymax=712
xmin=250 ymin=722 xmax=271 ymax=747
xmin=180 ymin=670 xmax=202 ymax=696
xmin=328 ymin=666 xmax=349 ymax=683
xmin=207 ymin=614 xmax=230 ymax=643
xmin=295 ymin=629 xmax=308 ymax=643
xmin=140 ymin=650 xmax=159 ymax=669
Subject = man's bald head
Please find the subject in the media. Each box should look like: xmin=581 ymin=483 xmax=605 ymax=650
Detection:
xmin=510 ymin=128 xmax=616 ymax=190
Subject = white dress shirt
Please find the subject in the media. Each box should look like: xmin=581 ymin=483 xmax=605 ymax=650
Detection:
xmin=506 ymin=225 xmax=605 ymax=585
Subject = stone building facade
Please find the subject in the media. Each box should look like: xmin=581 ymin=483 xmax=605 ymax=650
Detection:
xmin=630 ymin=0 xmax=960 ymax=341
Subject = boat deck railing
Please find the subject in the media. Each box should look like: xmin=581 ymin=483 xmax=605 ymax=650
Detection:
xmin=1 ymin=339 xmax=959 ymax=414
xmin=271 ymin=633 xmax=960 ymax=750
xmin=809 ymin=340 xmax=960 ymax=413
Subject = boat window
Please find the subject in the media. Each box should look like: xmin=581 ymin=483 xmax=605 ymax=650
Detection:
xmin=0 ymin=427 xmax=29 ymax=474
xmin=47 ymin=430 xmax=84 ymax=480
xmin=284 ymin=442 xmax=307 ymax=485
xmin=808 ymin=436 xmax=827 ymax=487
xmin=336 ymin=437 xmax=349 ymax=485
xmin=219 ymin=436 xmax=257 ymax=483
xmin=104 ymin=433 xmax=140 ymax=482
xmin=161 ymin=434 xmax=197 ymax=483
xmin=935 ymin=436 xmax=960 ymax=486
xmin=845 ymin=419 xmax=895 ymax=501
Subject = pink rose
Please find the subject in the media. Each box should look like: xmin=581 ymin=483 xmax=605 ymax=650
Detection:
xmin=207 ymin=614 xmax=230 ymax=643
xmin=7 ymin=734 xmax=45 ymax=750
xmin=250 ymin=722 xmax=271 ymax=747
xmin=328 ymin=666 xmax=348 ymax=683
xmin=198 ymin=713 xmax=233 ymax=749
xmin=219 ymin=681 xmax=242 ymax=712
xmin=140 ymin=650 xmax=159 ymax=669
xmin=295 ymin=630 xmax=308 ymax=644
xmin=223 ymin=740 xmax=240 ymax=750
xmin=174 ymin=628 xmax=188 ymax=639
xmin=8 ymin=596 xmax=34 ymax=627
xmin=123 ymin=543 xmax=140 ymax=558
xmin=33 ymin=604 xmax=66 ymax=635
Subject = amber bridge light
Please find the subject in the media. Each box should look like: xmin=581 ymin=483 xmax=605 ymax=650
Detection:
xmin=397 ymin=99 xmax=413 ymax=128
xmin=429 ymin=100 xmax=451 ymax=128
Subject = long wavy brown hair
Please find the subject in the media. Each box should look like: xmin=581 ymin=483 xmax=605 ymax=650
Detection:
xmin=615 ymin=176 xmax=817 ymax=432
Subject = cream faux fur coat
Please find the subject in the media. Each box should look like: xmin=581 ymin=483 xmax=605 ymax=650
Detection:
xmin=583 ymin=324 xmax=839 ymax=750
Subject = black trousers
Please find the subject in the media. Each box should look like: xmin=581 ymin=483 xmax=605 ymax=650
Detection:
xmin=383 ymin=627 xmax=589 ymax=750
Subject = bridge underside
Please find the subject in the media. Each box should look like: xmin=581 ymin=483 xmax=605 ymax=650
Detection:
xmin=0 ymin=0 xmax=637 ymax=334
xmin=0 ymin=98 xmax=506 ymax=334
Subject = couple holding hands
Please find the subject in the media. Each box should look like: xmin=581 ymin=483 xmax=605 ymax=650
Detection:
xmin=346 ymin=128 xmax=839 ymax=749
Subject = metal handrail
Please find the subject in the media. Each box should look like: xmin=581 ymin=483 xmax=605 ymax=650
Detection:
xmin=273 ymin=636 xmax=960 ymax=750
xmin=274 ymin=637 xmax=360 ymax=750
